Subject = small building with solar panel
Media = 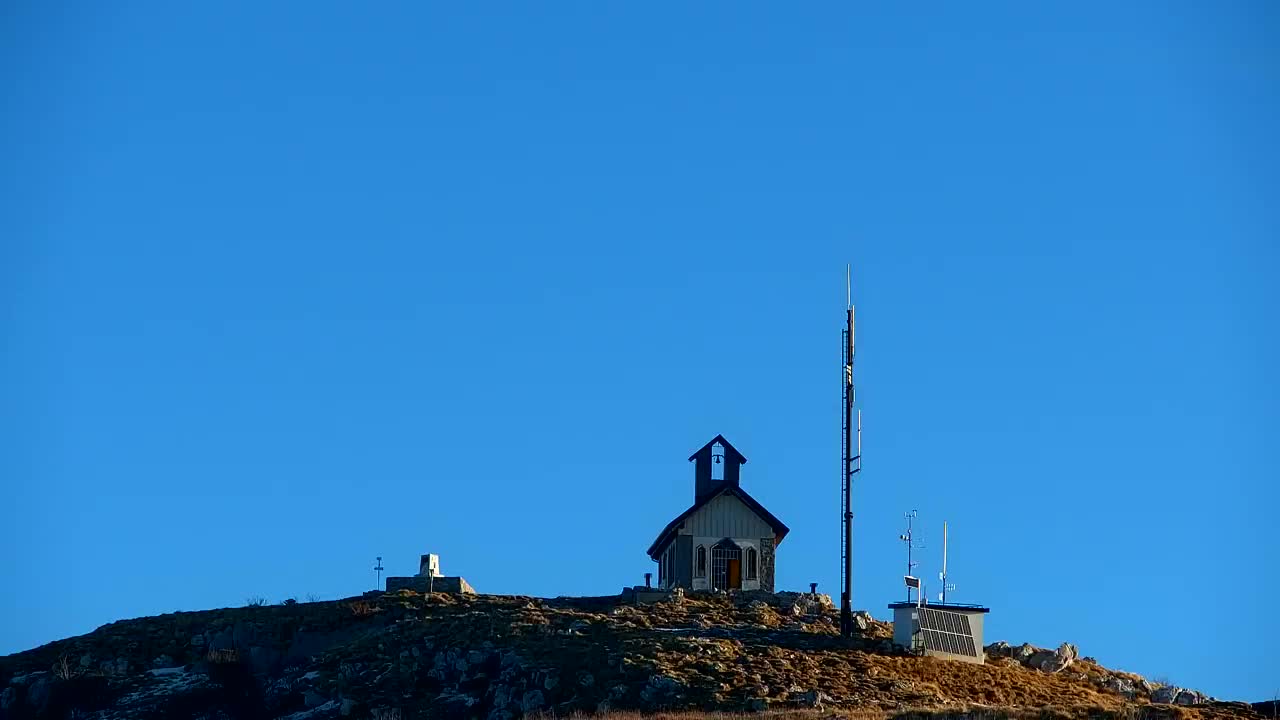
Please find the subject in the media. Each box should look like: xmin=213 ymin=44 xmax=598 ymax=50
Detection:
xmin=889 ymin=602 xmax=991 ymax=664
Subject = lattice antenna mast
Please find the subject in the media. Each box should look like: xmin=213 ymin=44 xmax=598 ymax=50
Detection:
xmin=373 ymin=556 xmax=384 ymax=590
xmin=898 ymin=511 xmax=924 ymax=602
xmin=840 ymin=265 xmax=861 ymax=639
xmin=938 ymin=522 xmax=956 ymax=603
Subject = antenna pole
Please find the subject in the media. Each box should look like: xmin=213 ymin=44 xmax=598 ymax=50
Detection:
xmin=937 ymin=522 xmax=956 ymax=603
xmin=942 ymin=523 xmax=947 ymax=604
xmin=840 ymin=265 xmax=858 ymax=639
xmin=907 ymin=517 xmax=913 ymax=601
xmin=899 ymin=510 xmax=920 ymax=602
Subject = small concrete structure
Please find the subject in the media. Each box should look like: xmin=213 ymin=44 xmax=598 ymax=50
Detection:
xmin=419 ymin=554 xmax=442 ymax=578
xmin=620 ymin=586 xmax=672 ymax=604
xmin=889 ymin=602 xmax=990 ymax=665
xmin=384 ymin=552 xmax=475 ymax=595
xmin=387 ymin=576 xmax=476 ymax=594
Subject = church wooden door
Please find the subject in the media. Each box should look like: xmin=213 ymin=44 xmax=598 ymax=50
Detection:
xmin=727 ymin=559 xmax=741 ymax=589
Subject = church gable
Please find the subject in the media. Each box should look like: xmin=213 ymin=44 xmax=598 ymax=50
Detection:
xmin=646 ymin=435 xmax=789 ymax=591
xmin=684 ymin=492 xmax=774 ymax=540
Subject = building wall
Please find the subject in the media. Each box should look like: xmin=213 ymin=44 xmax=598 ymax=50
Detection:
xmin=677 ymin=495 xmax=777 ymax=592
xmin=969 ymin=613 xmax=985 ymax=655
xmin=673 ymin=535 xmax=693 ymax=589
xmin=892 ymin=606 xmax=914 ymax=648
xmin=759 ymin=537 xmax=775 ymax=592
xmin=386 ymin=576 xmax=476 ymax=594
xmin=657 ymin=493 xmax=780 ymax=592
xmin=682 ymin=535 xmax=762 ymax=591
xmin=683 ymin=494 xmax=775 ymax=539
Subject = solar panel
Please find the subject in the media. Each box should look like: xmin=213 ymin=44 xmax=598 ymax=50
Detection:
xmin=916 ymin=608 xmax=978 ymax=658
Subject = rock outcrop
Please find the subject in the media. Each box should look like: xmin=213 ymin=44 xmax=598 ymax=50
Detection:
xmin=0 ymin=591 xmax=1255 ymax=720
xmin=983 ymin=640 xmax=1227 ymax=714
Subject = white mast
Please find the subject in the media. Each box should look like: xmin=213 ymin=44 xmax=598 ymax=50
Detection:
xmin=938 ymin=522 xmax=955 ymax=603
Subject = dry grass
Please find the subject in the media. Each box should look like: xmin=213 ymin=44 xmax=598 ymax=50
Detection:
xmin=0 ymin=590 xmax=1254 ymax=720
xmin=205 ymin=648 xmax=241 ymax=665
xmin=534 ymin=711 xmax=884 ymax=720
xmin=348 ymin=600 xmax=382 ymax=617
xmin=54 ymin=654 xmax=76 ymax=680
xmin=540 ymin=708 xmax=1172 ymax=720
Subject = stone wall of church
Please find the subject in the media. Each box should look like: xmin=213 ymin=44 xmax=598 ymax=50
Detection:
xmin=759 ymin=537 xmax=775 ymax=592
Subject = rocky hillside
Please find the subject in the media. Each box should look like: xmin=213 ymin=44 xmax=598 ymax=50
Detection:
xmin=0 ymin=589 xmax=1259 ymax=720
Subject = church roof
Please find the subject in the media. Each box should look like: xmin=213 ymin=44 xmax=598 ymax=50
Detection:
xmin=646 ymin=484 xmax=790 ymax=559
xmin=687 ymin=434 xmax=748 ymax=464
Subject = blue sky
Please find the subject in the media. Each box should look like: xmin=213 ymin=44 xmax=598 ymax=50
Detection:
xmin=3 ymin=1 xmax=1277 ymax=703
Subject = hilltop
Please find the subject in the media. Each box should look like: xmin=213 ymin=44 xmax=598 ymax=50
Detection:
xmin=0 ymin=590 xmax=1258 ymax=720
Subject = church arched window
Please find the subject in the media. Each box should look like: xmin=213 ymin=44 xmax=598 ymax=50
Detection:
xmin=746 ymin=547 xmax=758 ymax=580
xmin=695 ymin=545 xmax=707 ymax=577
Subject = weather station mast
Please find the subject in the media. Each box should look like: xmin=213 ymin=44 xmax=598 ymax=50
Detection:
xmin=840 ymin=265 xmax=862 ymax=639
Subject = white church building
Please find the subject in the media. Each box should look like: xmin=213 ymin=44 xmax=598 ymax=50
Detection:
xmin=646 ymin=435 xmax=789 ymax=592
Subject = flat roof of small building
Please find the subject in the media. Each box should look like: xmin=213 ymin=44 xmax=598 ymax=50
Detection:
xmin=888 ymin=602 xmax=990 ymax=613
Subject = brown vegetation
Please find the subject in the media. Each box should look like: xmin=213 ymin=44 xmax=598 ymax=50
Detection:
xmin=0 ymin=590 xmax=1258 ymax=720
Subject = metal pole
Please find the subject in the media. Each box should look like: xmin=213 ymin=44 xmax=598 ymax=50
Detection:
xmin=840 ymin=294 xmax=855 ymax=638
xmin=942 ymin=522 xmax=948 ymax=604
xmin=906 ymin=513 xmax=915 ymax=603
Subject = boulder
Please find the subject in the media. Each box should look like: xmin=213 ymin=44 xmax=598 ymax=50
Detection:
xmin=490 ymin=684 xmax=514 ymax=710
xmin=99 ymin=658 xmax=130 ymax=676
xmin=1175 ymin=690 xmax=1203 ymax=706
xmin=1028 ymin=643 xmax=1077 ymax=673
xmin=1105 ymin=676 xmax=1136 ymax=698
xmin=437 ymin=692 xmax=479 ymax=716
xmin=520 ymin=689 xmax=545 ymax=713
xmin=24 ymin=674 xmax=55 ymax=717
xmin=279 ymin=700 xmax=340 ymax=720
xmin=796 ymin=689 xmax=833 ymax=708
xmin=777 ymin=591 xmax=834 ymax=617
xmin=1151 ymin=685 xmax=1207 ymax=706
xmin=640 ymin=674 xmax=685 ymax=706
xmin=499 ymin=650 xmax=524 ymax=674
xmin=1152 ymin=686 xmax=1179 ymax=704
